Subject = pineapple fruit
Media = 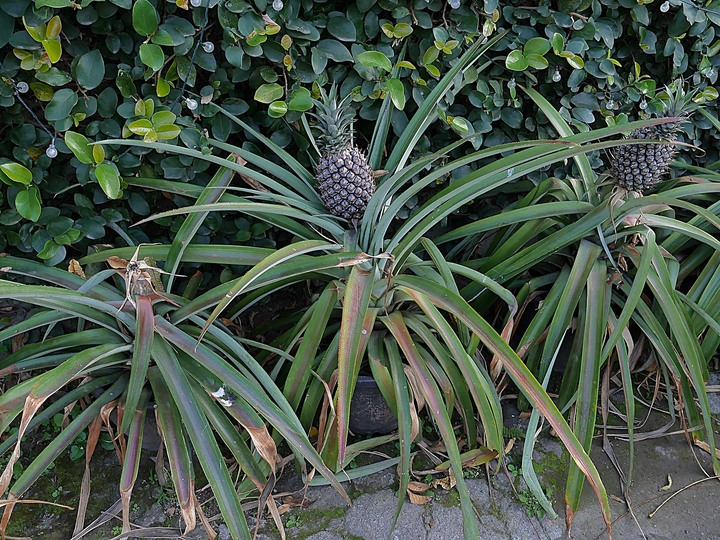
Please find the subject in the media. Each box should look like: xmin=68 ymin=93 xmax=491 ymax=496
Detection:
xmin=311 ymin=88 xmax=375 ymax=221
xmin=610 ymin=81 xmax=697 ymax=192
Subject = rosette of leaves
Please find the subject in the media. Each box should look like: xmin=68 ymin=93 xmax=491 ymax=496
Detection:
xmin=434 ymin=86 xmax=720 ymax=527
xmin=79 ymin=36 xmax=696 ymax=537
xmin=0 ymin=163 xmax=350 ymax=540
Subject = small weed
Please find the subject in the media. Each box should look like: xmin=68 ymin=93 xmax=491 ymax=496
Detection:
xmin=154 ymin=487 xmax=176 ymax=506
xmin=506 ymin=461 xmax=552 ymax=519
xmin=286 ymin=514 xmax=301 ymax=528
xmin=111 ymin=525 xmax=122 ymax=535
xmin=503 ymin=426 xmax=526 ymax=440
xmin=99 ymin=432 xmax=116 ymax=451
xmin=51 ymin=485 xmax=63 ymax=502
xmin=463 ymin=466 xmax=484 ymax=479
xmin=517 ymin=488 xmax=546 ymax=519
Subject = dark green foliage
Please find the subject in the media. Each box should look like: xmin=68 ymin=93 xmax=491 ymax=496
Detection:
xmin=0 ymin=0 xmax=717 ymax=265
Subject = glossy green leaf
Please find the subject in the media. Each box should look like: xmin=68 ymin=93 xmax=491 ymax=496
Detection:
xmin=386 ymin=78 xmax=406 ymax=110
xmin=42 ymin=39 xmax=61 ymax=63
xmin=505 ymin=49 xmax=528 ymax=71
xmin=15 ymin=186 xmax=41 ymax=222
xmin=357 ymin=51 xmax=392 ymax=72
xmin=254 ymin=83 xmax=284 ymax=104
xmin=64 ymin=131 xmax=93 ymax=164
xmin=327 ymin=16 xmax=356 ymax=41
xmin=45 ymin=88 xmax=78 ymax=121
xmin=287 ymin=87 xmax=313 ymax=111
xmin=76 ymin=50 xmax=105 ymax=90
xmin=132 ymin=0 xmax=159 ymax=36
xmin=0 ymin=162 xmax=32 ymax=185
xmin=95 ymin=162 xmax=121 ymax=199
xmin=139 ymin=43 xmax=164 ymax=72
xmin=268 ymin=100 xmax=288 ymax=118
xmin=524 ymin=37 xmax=551 ymax=55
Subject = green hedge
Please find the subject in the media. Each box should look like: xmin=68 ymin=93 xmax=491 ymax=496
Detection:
xmin=0 ymin=0 xmax=717 ymax=265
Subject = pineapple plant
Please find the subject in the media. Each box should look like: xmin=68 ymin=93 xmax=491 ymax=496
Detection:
xmin=609 ymin=81 xmax=698 ymax=192
xmin=310 ymin=87 xmax=375 ymax=222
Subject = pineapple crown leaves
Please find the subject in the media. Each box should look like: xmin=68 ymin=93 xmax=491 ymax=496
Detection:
xmin=655 ymin=79 xmax=701 ymax=119
xmin=306 ymin=85 xmax=359 ymax=154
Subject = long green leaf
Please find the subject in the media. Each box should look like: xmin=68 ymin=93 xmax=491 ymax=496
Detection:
xmin=120 ymin=294 xmax=154 ymax=434
xmin=154 ymin=317 xmax=351 ymax=503
xmin=199 ymin=240 xmax=341 ymax=339
xmin=384 ymin=337 xmax=413 ymax=533
xmin=0 ymin=343 xmax=131 ymax=416
xmin=164 ymin=163 xmax=235 ymax=292
xmin=0 ymin=328 xmax=123 ymax=370
xmin=539 ymin=241 xmax=602 ymax=380
xmin=404 ymin=302 xmax=504 ymax=454
xmin=151 ymin=340 xmax=250 ymax=539
xmin=119 ymin=387 xmax=150 ymax=533
xmin=80 ymin=244 xmax=273 ymax=266
xmin=0 ymin=284 xmax=134 ymax=335
xmin=133 ymin=201 xmax=344 ymax=239
xmin=7 ymin=376 xmax=127 ymax=499
xmin=566 ymin=260 xmax=607 ymax=518
xmin=384 ymin=32 xmax=507 ymax=174
xmin=193 ymin=386 xmax=267 ymax=486
xmin=210 ymin=105 xmax=318 ymax=194
xmin=394 ymin=275 xmax=612 ymax=529
xmin=0 ymin=310 xmax=74 ymax=344
xmin=522 ymin=85 xmax=597 ymax=204
xmin=283 ymin=283 xmax=338 ymax=409
xmin=435 ymin=201 xmax=594 ymax=245
xmin=646 ymin=247 xmax=720 ymax=475
xmin=0 ymin=374 xmax=117 ymax=456
xmin=382 ymin=312 xmax=481 ymax=539
xmin=336 ymin=265 xmax=374 ymax=465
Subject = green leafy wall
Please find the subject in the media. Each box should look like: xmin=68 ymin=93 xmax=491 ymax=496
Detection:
xmin=0 ymin=0 xmax=717 ymax=265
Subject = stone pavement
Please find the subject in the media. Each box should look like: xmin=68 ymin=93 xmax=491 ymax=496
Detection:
xmin=246 ymin=429 xmax=719 ymax=540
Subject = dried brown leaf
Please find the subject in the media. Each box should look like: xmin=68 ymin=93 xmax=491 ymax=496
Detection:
xmin=179 ymin=479 xmax=196 ymax=535
xmin=106 ymin=255 xmax=128 ymax=269
xmin=694 ymin=439 xmax=720 ymax=459
xmin=432 ymin=470 xmax=456 ymax=491
xmin=194 ymin=493 xmax=217 ymax=540
xmin=68 ymin=259 xmax=86 ymax=279
xmin=407 ymin=491 xmax=432 ymax=505
xmin=74 ymin=416 xmax=103 ymax=535
xmin=407 ymin=481 xmax=432 ymax=492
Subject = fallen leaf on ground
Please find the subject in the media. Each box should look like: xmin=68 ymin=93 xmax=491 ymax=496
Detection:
xmin=432 ymin=470 xmax=456 ymax=491
xmin=694 ymin=439 xmax=720 ymax=458
xmin=407 ymin=481 xmax=432 ymax=505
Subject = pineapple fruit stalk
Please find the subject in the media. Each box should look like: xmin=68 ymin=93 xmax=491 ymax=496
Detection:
xmin=610 ymin=81 xmax=697 ymax=193
xmin=310 ymin=87 xmax=375 ymax=221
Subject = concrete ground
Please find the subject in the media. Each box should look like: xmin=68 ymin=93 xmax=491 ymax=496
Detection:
xmin=245 ymin=430 xmax=719 ymax=540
